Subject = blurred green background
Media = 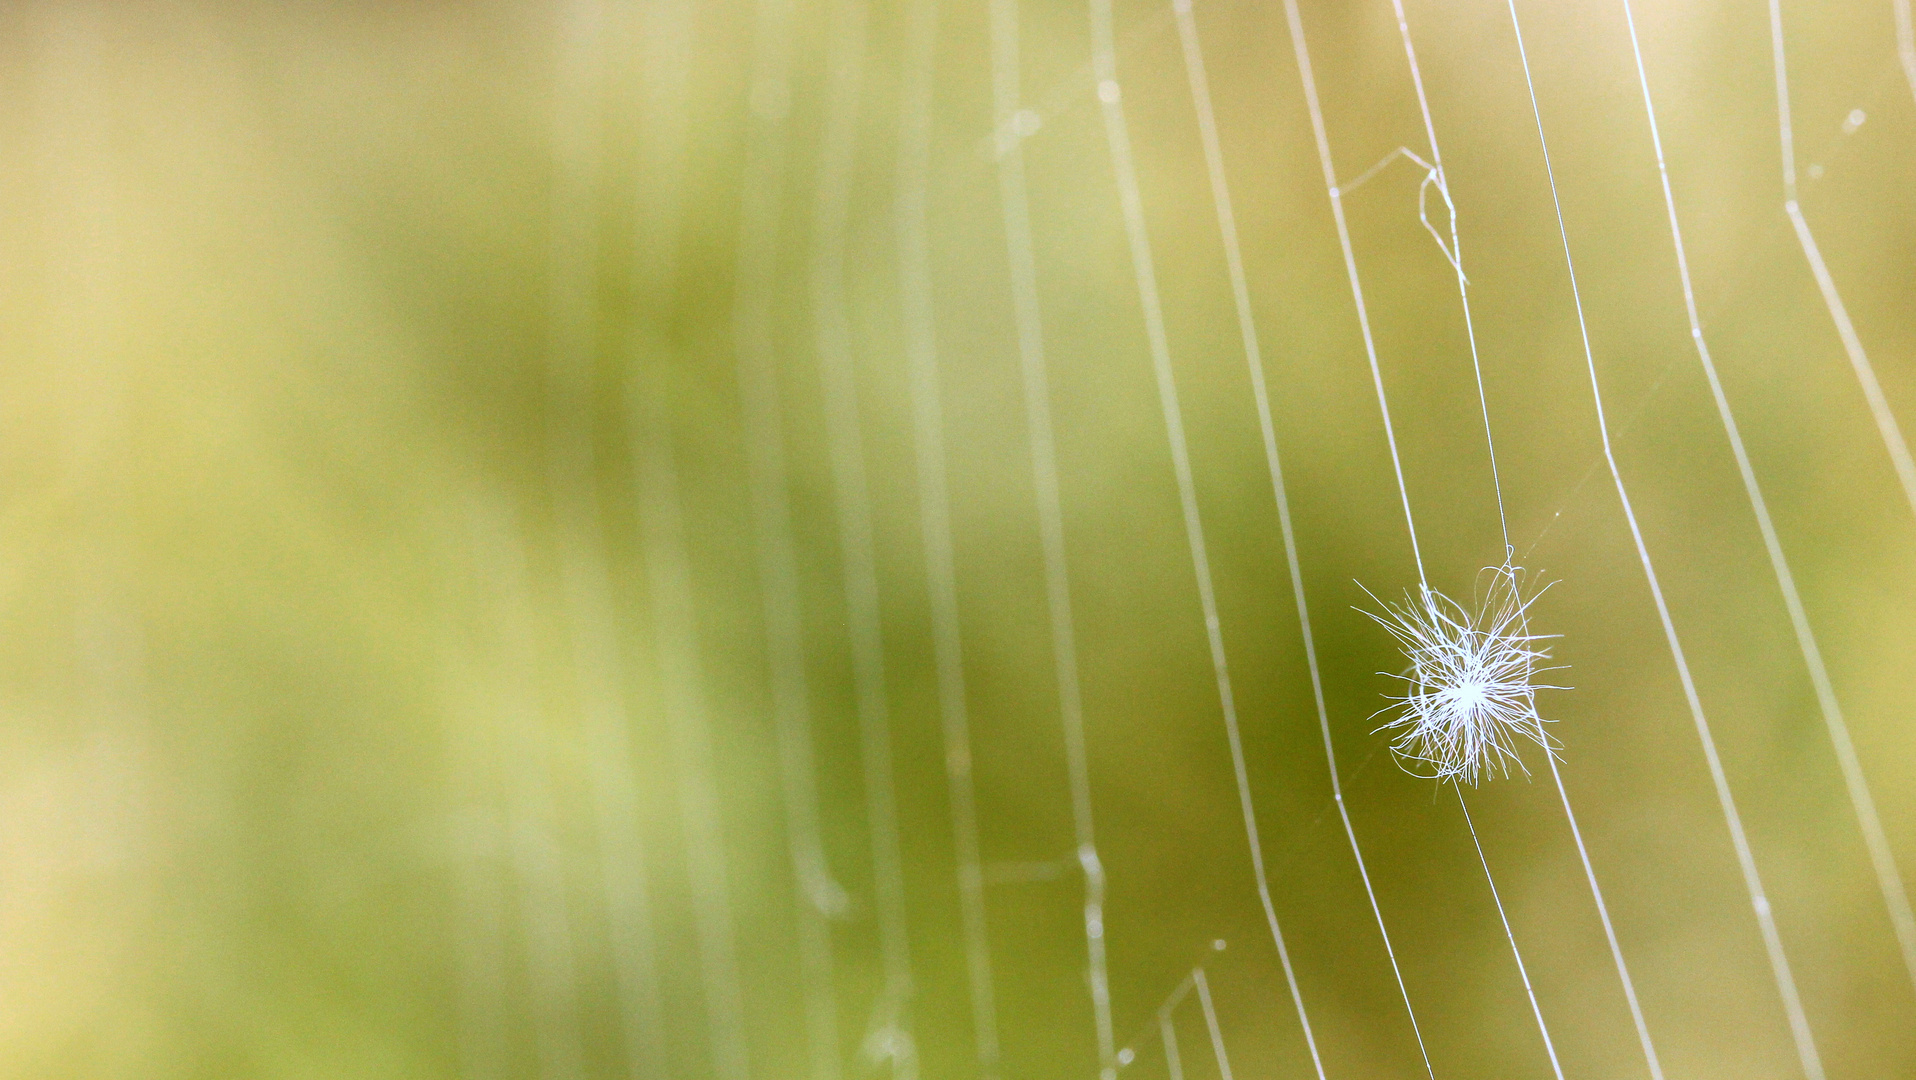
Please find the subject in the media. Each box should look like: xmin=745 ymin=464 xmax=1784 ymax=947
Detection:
xmin=2 ymin=0 xmax=1913 ymax=1077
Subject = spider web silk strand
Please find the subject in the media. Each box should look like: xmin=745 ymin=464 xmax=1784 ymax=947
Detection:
xmin=1759 ymin=0 xmax=1916 ymax=999
xmin=900 ymin=2 xmax=1011 ymax=1080
xmin=809 ymin=0 xmax=922 ymax=1068
xmin=1160 ymin=1011 xmax=1186 ymax=1080
xmin=1382 ymin=9 xmax=1578 ymax=1070
xmin=1277 ymin=4 xmax=1440 ymax=1075
xmin=1156 ymin=972 xmax=1195 ymax=1080
xmin=1608 ymin=4 xmax=1828 ymax=1076
xmin=732 ymin=0 xmax=845 ymax=1073
xmin=898 ymin=0 xmax=1007 ymax=1077
xmin=1191 ymin=968 xmax=1238 ymax=1080
xmin=1093 ymin=5 xmax=1324 ymax=1079
xmin=1771 ymin=3 xmax=1916 ymax=525
xmin=1278 ymin=0 xmax=1426 ymax=591
xmin=988 ymin=1 xmax=1115 ymax=1074
xmin=1172 ymin=4 xmax=1452 ymax=1079
xmin=1456 ymin=791 xmax=1565 ymax=1080
xmin=1500 ymin=5 xmax=1669 ymax=1077
xmin=1388 ymin=0 xmax=1510 ymax=557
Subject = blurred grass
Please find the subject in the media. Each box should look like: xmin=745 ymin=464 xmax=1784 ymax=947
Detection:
xmin=0 ymin=0 xmax=1913 ymax=1077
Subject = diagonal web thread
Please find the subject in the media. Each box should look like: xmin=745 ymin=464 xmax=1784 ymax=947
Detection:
xmin=1765 ymin=0 xmax=1916 ymax=1001
xmin=1498 ymin=7 xmax=1671 ymax=1074
xmin=1093 ymin=4 xmax=1325 ymax=1079
xmin=1386 ymin=7 xmax=1573 ymax=1074
xmin=1457 ymin=790 xmax=1564 ymax=1080
xmin=1384 ymin=4 xmax=1576 ymax=1076
xmin=808 ymin=0 xmax=920 ymax=1070
xmin=1771 ymin=2 xmax=1916 ymax=526
xmin=901 ymin=1 xmax=1004 ymax=1077
xmin=1172 ymin=1 xmax=1464 ymax=1077
xmin=1139 ymin=962 xmax=1236 ymax=1080
xmin=1155 ymin=970 xmax=1195 ymax=1080
xmin=1591 ymin=2 xmax=1829 ymax=1076
xmin=1278 ymin=6 xmax=1426 ymax=598
xmin=1190 ymin=967 xmax=1237 ymax=1080
xmin=1387 ymin=0 xmax=1511 ymax=561
xmin=987 ymin=1 xmax=1118 ymax=1077
xmin=1276 ymin=1 xmax=1472 ymax=1076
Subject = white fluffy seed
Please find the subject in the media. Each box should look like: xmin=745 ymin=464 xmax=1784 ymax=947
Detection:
xmin=1359 ymin=564 xmax=1564 ymax=786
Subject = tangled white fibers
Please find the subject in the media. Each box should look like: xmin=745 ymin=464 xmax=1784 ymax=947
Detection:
xmin=1361 ymin=565 xmax=1564 ymax=786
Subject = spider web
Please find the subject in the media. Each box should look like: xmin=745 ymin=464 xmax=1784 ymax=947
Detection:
xmin=437 ymin=1 xmax=1916 ymax=1078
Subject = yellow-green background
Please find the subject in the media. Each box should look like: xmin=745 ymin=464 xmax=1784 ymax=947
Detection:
xmin=1 ymin=0 xmax=1913 ymax=1076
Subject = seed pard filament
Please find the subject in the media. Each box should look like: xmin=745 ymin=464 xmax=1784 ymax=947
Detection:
xmin=1361 ymin=566 xmax=1563 ymax=786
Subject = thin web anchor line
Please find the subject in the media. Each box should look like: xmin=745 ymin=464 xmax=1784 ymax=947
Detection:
xmin=1500 ymin=39 xmax=1916 ymax=1039
xmin=1610 ymin=2 xmax=1829 ymax=1077
xmin=1387 ymin=5 xmax=1569 ymax=1075
xmin=810 ymin=0 xmax=920 ymax=1069
xmin=1503 ymin=18 xmax=1673 ymax=1080
xmin=1457 ymin=791 xmax=1564 ymax=1080
xmin=1772 ymin=2 xmax=1916 ymax=526
xmin=1279 ymin=2 xmax=1425 ymax=592
xmin=898 ymin=3 xmax=1007 ymax=1080
xmin=1387 ymin=0 xmax=1509 ymax=560
xmin=1518 ymin=46 xmax=1902 ymax=564
xmin=1486 ymin=0 xmax=1670 ymax=1034
xmin=1763 ymin=0 xmax=1916 ymax=1000
xmin=1504 ymin=6 xmax=1802 ymax=1071
xmin=1094 ymin=5 xmax=1325 ymax=1080
xmin=1122 ymin=956 xmax=1237 ymax=1080
xmin=732 ymin=0 xmax=845 ymax=1074
xmin=1153 ymin=966 xmax=1240 ymax=1080
xmin=1167 ymin=3 xmax=1464 ymax=1079
xmin=988 ymin=0 xmax=1115 ymax=1075
xmin=1276 ymin=2 xmax=1437 ymax=1075
xmin=1153 ymin=969 xmax=1197 ymax=1080
xmin=1191 ymin=968 xmax=1238 ymax=1080
xmin=892 ymin=0 xmax=996 ymax=1072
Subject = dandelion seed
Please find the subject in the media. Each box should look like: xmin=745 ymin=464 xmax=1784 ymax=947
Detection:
xmin=1360 ymin=565 xmax=1564 ymax=786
